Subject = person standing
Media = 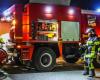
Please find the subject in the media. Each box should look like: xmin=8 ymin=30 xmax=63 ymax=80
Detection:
xmin=80 ymin=28 xmax=100 ymax=78
xmin=0 ymin=36 xmax=7 ymax=79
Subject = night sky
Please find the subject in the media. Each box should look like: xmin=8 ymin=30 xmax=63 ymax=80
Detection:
xmin=0 ymin=0 xmax=100 ymax=12
xmin=0 ymin=0 xmax=28 ymax=12
xmin=71 ymin=0 xmax=100 ymax=10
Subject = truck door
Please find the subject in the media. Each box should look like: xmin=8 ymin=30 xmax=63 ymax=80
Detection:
xmin=61 ymin=21 xmax=80 ymax=41
xmin=61 ymin=21 xmax=80 ymax=63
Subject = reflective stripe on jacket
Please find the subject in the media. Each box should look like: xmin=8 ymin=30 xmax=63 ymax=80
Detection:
xmin=85 ymin=40 xmax=100 ymax=58
xmin=0 ymin=38 xmax=4 ymax=43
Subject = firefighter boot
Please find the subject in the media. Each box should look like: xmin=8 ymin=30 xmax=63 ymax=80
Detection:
xmin=89 ymin=69 xmax=95 ymax=77
xmin=82 ymin=68 xmax=89 ymax=75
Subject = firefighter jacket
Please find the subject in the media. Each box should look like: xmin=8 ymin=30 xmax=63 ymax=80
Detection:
xmin=0 ymin=37 xmax=4 ymax=43
xmin=85 ymin=36 xmax=100 ymax=59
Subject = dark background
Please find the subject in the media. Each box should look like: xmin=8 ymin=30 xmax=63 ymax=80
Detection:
xmin=71 ymin=0 xmax=100 ymax=10
xmin=0 ymin=0 xmax=100 ymax=12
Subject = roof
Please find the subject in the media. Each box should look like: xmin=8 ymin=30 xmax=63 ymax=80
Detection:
xmin=29 ymin=0 xmax=71 ymax=6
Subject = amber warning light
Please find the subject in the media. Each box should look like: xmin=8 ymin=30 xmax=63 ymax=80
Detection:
xmin=17 ymin=45 xmax=21 ymax=49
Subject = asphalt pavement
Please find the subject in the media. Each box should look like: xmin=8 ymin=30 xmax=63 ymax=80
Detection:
xmin=1 ymin=63 xmax=100 ymax=80
xmin=10 ymin=70 xmax=88 ymax=80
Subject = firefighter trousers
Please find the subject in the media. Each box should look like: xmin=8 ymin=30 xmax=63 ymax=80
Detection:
xmin=83 ymin=58 xmax=96 ymax=77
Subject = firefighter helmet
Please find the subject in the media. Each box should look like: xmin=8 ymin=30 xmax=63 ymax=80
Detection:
xmin=86 ymin=28 xmax=96 ymax=34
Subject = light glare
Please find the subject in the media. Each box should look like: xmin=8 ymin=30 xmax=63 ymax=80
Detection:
xmin=68 ymin=8 xmax=74 ymax=15
xmin=3 ymin=11 xmax=10 ymax=16
xmin=45 ymin=6 xmax=52 ymax=13
xmin=6 ymin=17 xmax=11 ymax=21
xmin=96 ymin=8 xmax=100 ymax=12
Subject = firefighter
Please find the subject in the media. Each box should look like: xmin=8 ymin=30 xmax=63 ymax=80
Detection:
xmin=0 ymin=36 xmax=4 ymax=48
xmin=0 ymin=36 xmax=4 ymax=43
xmin=82 ymin=28 xmax=100 ymax=78
xmin=0 ymin=36 xmax=7 ymax=79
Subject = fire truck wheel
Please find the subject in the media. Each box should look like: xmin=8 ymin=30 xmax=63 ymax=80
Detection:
xmin=0 ymin=49 xmax=7 ymax=64
xmin=33 ymin=47 xmax=56 ymax=71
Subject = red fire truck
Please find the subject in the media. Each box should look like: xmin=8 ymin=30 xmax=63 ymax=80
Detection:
xmin=1 ymin=3 xmax=100 ymax=71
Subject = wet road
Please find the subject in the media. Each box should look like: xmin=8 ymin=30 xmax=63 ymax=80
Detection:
xmin=2 ymin=63 xmax=100 ymax=80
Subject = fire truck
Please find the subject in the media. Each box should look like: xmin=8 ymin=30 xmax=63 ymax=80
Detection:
xmin=1 ymin=2 xmax=100 ymax=71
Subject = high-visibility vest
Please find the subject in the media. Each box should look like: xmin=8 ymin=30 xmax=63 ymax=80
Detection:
xmin=85 ymin=40 xmax=100 ymax=58
xmin=0 ymin=37 xmax=4 ymax=43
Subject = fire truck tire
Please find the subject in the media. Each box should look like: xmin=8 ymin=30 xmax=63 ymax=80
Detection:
xmin=63 ymin=47 xmax=80 ymax=63
xmin=33 ymin=47 xmax=56 ymax=71
xmin=0 ymin=49 xmax=7 ymax=64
